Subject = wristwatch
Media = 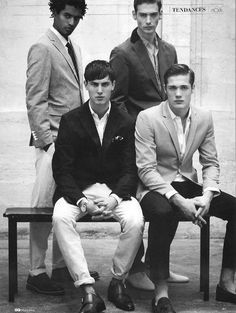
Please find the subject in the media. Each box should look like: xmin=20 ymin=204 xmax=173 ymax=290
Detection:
xmin=79 ymin=198 xmax=89 ymax=213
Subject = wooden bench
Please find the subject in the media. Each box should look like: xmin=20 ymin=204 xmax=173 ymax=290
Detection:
xmin=3 ymin=207 xmax=210 ymax=302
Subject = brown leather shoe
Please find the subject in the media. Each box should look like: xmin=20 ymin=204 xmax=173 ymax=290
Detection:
xmin=108 ymin=278 xmax=134 ymax=311
xmin=26 ymin=273 xmax=64 ymax=295
xmin=79 ymin=293 xmax=106 ymax=313
xmin=51 ymin=267 xmax=100 ymax=282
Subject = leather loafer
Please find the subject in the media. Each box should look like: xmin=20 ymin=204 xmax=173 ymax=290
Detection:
xmin=108 ymin=278 xmax=135 ymax=311
xmin=126 ymin=272 xmax=154 ymax=291
xmin=51 ymin=267 xmax=100 ymax=282
xmin=79 ymin=292 xmax=106 ymax=313
xmin=216 ymin=284 xmax=236 ymax=304
xmin=152 ymin=297 xmax=176 ymax=313
xmin=26 ymin=273 xmax=64 ymax=295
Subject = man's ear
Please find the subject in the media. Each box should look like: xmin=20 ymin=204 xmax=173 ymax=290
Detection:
xmin=84 ymin=80 xmax=88 ymax=90
xmin=192 ymin=83 xmax=195 ymax=92
xmin=132 ymin=10 xmax=137 ymax=21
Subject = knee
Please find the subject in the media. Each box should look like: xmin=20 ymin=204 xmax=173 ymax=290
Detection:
xmin=52 ymin=214 xmax=75 ymax=230
xmin=123 ymin=213 xmax=145 ymax=235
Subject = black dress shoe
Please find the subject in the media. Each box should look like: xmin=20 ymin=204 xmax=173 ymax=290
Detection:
xmin=216 ymin=284 xmax=236 ymax=304
xmin=152 ymin=297 xmax=176 ymax=313
xmin=51 ymin=267 xmax=100 ymax=282
xmin=108 ymin=278 xmax=135 ymax=311
xmin=26 ymin=273 xmax=64 ymax=295
xmin=79 ymin=293 xmax=106 ymax=313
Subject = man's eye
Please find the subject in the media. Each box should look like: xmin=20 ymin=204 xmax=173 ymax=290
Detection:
xmin=150 ymin=13 xmax=158 ymax=18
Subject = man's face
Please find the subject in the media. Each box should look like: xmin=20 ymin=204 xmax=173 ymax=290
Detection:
xmin=53 ymin=5 xmax=82 ymax=38
xmin=165 ymin=74 xmax=194 ymax=116
xmin=85 ymin=76 xmax=115 ymax=111
xmin=132 ymin=3 xmax=161 ymax=37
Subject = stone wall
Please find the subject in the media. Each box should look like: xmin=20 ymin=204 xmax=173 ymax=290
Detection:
xmin=0 ymin=0 xmax=234 ymax=111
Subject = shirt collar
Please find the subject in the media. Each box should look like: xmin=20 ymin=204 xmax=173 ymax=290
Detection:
xmin=167 ymin=102 xmax=191 ymax=121
xmin=137 ymin=28 xmax=158 ymax=50
xmin=88 ymin=101 xmax=111 ymax=120
xmin=50 ymin=26 xmax=68 ymax=47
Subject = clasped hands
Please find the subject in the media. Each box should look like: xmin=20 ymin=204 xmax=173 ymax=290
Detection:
xmin=85 ymin=196 xmax=118 ymax=221
xmin=170 ymin=192 xmax=213 ymax=228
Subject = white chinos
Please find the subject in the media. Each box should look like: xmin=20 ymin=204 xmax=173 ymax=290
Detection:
xmin=52 ymin=183 xmax=144 ymax=288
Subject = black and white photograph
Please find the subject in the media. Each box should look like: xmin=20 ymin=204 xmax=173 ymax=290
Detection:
xmin=0 ymin=1 xmax=235 ymax=312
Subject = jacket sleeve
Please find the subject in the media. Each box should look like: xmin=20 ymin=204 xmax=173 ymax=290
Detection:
xmin=110 ymin=47 xmax=129 ymax=113
xmin=198 ymin=113 xmax=220 ymax=191
xmin=52 ymin=115 xmax=85 ymax=204
xmin=26 ymin=43 xmax=53 ymax=148
xmin=135 ymin=112 xmax=176 ymax=196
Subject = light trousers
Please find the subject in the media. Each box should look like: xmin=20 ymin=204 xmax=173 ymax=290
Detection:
xmin=29 ymin=145 xmax=64 ymax=276
xmin=52 ymin=183 xmax=144 ymax=288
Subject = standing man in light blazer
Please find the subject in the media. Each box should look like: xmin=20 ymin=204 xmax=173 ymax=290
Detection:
xmin=110 ymin=0 xmax=178 ymax=119
xmin=135 ymin=64 xmax=236 ymax=313
xmin=26 ymin=0 xmax=100 ymax=296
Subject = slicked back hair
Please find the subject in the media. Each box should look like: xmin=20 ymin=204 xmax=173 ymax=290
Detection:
xmin=133 ymin=0 xmax=162 ymax=12
xmin=164 ymin=64 xmax=195 ymax=87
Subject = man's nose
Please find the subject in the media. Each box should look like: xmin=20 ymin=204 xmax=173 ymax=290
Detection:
xmin=68 ymin=17 xmax=76 ymax=26
xmin=146 ymin=15 xmax=151 ymax=24
xmin=97 ymin=85 xmax=102 ymax=93
xmin=175 ymin=88 xmax=182 ymax=97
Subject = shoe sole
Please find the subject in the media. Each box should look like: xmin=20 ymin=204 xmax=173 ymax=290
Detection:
xmin=26 ymin=283 xmax=65 ymax=296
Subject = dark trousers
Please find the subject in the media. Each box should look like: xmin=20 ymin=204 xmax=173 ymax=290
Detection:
xmin=140 ymin=181 xmax=236 ymax=283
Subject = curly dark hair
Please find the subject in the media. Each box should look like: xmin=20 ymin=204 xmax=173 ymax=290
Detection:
xmin=48 ymin=0 xmax=87 ymax=17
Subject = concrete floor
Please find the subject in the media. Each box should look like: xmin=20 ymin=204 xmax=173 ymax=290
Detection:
xmin=0 ymin=236 xmax=236 ymax=313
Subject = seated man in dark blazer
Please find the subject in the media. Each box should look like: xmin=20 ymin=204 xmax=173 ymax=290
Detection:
xmin=52 ymin=60 xmax=144 ymax=313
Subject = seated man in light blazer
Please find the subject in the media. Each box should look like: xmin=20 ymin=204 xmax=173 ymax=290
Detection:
xmin=52 ymin=60 xmax=144 ymax=313
xmin=135 ymin=64 xmax=236 ymax=313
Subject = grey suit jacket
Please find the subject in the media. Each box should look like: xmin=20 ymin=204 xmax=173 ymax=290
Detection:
xmin=135 ymin=101 xmax=220 ymax=201
xmin=110 ymin=28 xmax=177 ymax=118
xmin=26 ymin=29 xmax=84 ymax=148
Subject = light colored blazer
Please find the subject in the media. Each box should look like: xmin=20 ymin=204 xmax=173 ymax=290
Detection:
xmin=135 ymin=101 xmax=220 ymax=201
xmin=26 ymin=29 xmax=84 ymax=148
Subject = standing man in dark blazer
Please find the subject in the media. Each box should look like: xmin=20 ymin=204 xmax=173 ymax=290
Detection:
xmin=26 ymin=0 xmax=99 ymax=296
xmin=52 ymin=60 xmax=144 ymax=313
xmin=110 ymin=0 xmax=177 ymax=119
xmin=110 ymin=0 xmax=187 ymax=290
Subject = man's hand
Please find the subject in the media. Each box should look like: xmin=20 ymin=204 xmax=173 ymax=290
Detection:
xmin=92 ymin=196 xmax=118 ymax=221
xmin=170 ymin=193 xmax=206 ymax=227
xmin=193 ymin=191 xmax=213 ymax=220
xmin=86 ymin=199 xmax=104 ymax=216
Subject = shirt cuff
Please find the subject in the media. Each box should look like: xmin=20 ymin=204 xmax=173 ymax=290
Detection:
xmin=165 ymin=190 xmax=178 ymax=200
xmin=203 ymin=187 xmax=220 ymax=198
xmin=110 ymin=193 xmax=122 ymax=205
xmin=76 ymin=197 xmax=87 ymax=207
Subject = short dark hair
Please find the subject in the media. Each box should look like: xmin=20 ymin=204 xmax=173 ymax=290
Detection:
xmin=134 ymin=0 xmax=162 ymax=12
xmin=49 ymin=0 xmax=87 ymax=17
xmin=164 ymin=64 xmax=195 ymax=87
xmin=84 ymin=60 xmax=115 ymax=83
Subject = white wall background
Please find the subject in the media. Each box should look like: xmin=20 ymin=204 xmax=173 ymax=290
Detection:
xmin=0 ymin=0 xmax=235 ymax=111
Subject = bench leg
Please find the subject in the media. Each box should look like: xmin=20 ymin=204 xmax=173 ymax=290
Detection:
xmin=8 ymin=218 xmax=17 ymax=302
xmin=200 ymin=216 xmax=210 ymax=301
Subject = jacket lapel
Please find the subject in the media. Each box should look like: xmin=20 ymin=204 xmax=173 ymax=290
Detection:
xmin=183 ymin=107 xmax=198 ymax=159
xmin=161 ymin=102 xmax=182 ymax=160
xmin=102 ymin=104 xmax=120 ymax=152
xmin=133 ymin=38 xmax=163 ymax=98
xmin=46 ymin=29 xmax=79 ymax=83
xmin=79 ymin=102 xmax=101 ymax=148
